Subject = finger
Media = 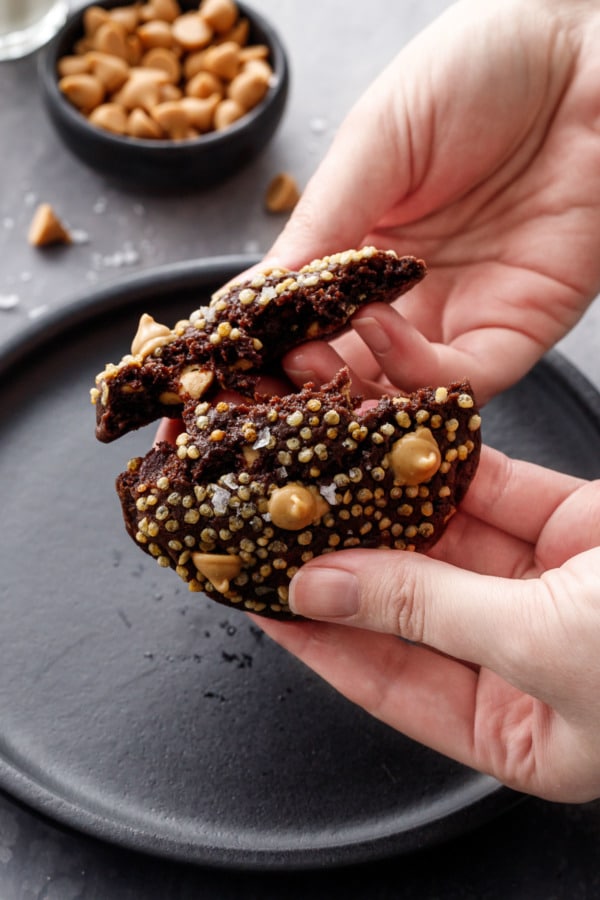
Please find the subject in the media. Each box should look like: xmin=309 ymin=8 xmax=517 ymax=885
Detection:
xmin=286 ymin=540 xmax=600 ymax=724
xmin=451 ymin=447 xmax=585 ymax=547
xmin=282 ymin=340 xmax=380 ymax=397
xmin=154 ymin=417 xmax=183 ymax=446
xmin=286 ymin=548 xmax=551 ymax=692
xmin=351 ymin=304 xmax=444 ymax=392
xmin=351 ymin=303 xmax=550 ymax=405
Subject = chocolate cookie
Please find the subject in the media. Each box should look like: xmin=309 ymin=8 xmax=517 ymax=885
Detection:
xmin=116 ymin=370 xmax=481 ymax=619
xmin=91 ymin=247 xmax=426 ymax=442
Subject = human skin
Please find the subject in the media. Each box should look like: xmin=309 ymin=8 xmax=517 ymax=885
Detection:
xmin=247 ymin=0 xmax=600 ymax=802
xmin=264 ymin=0 xmax=600 ymax=406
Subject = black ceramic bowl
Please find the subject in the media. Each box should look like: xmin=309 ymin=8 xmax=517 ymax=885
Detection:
xmin=39 ymin=0 xmax=289 ymax=190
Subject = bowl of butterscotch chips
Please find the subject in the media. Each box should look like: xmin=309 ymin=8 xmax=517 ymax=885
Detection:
xmin=39 ymin=0 xmax=289 ymax=189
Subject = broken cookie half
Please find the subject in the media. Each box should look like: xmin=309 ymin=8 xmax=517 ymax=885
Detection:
xmin=91 ymin=247 xmax=426 ymax=442
xmin=116 ymin=370 xmax=481 ymax=619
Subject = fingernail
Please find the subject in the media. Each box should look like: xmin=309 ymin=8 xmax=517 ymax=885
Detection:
xmin=285 ymin=367 xmax=317 ymax=386
xmin=284 ymin=353 xmax=318 ymax=386
xmin=289 ymin=568 xmax=360 ymax=619
xmin=353 ymin=317 xmax=392 ymax=354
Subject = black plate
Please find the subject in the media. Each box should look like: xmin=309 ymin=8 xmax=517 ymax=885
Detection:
xmin=1 ymin=258 xmax=598 ymax=871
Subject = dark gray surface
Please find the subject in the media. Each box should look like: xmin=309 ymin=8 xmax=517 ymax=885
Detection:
xmin=1 ymin=1 xmax=600 ymax=897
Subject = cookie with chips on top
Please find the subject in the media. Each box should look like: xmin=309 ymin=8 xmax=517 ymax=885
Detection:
xmin=116 ymin=369 xmax=481 ymax=618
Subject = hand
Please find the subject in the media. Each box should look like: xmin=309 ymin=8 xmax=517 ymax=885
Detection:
xmin=256 ymin=447 xmax=600 ymax=802
xmin=265 ymin=0 xmax=600 ymax=404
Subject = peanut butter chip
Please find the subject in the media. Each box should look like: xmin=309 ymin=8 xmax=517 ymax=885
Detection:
xmin=131 ymin=313 xmax=173 ymax=359
xmin=268 ymin=484 xmax=330 ymax=531
xmin=387 ymin=427 xmax=442 ymax=486
xmin=192 ymin=552 xmax=242 ymax=593
xmin=27 ymin=203 xmax=71 ymax=247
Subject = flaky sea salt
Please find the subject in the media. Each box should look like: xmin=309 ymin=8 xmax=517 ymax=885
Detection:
xmin=70 ymin=229 xmax=90 ymax=245
xmin=252 ymin=427 xmax=271 ymax=450
xmin=211 ymin=485 xmax=230 ymax=515
xmin=319 ymin=483 xmax=338 ymax=505
xmin=28 ymin=304 xmax=48 ymax=319
xmin=0 ymin=294 xmax=19 ymax=310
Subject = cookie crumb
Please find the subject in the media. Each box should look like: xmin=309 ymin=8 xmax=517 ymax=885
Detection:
xmin=28 ymin=203 xmax=71 ymax=247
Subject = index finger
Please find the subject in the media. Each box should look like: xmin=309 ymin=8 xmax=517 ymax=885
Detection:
xmin=457 ymin=446 xmax=584 ymax=544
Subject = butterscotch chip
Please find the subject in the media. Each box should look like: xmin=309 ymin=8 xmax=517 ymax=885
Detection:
xmin=226 ymin=69 xmax=268 ymax=110
xmin=93 ymin=21 xmax=129 ymax=59
xmin=130 ymin=313 xmax=172 ymax=358
xmin=58 ymin=73 xmax=105 ymax=112
xmin=139 ymin=0 xmax=181 ymax=23
xmin=86 ymin=51 xmax=130 ymax=92
xmin=137 ymin=20 xmax=174 ymax=49
xmin=108 ymin=5 xmax=140 ymax=33
xmin=114 ymin=67 xmax=169 ymax=111
xmin=191 ymin=552 xmax=242 ymax=593
xmin=158 ymin=82 xmax=183 ymax=102
xmin=126 ymin=107 xmax=164 ymax=138
xmin=28 ymin=203 xmax=71 ymax=247
xmin=151 ymin=100 xmax=193 ymax=139
xmin=238 ymin=44 xmax=269 ymax=62
xmin=180 ymin=94 xmax=220 ymax=131
xmin=213 ymin=97 xmax=244 ymax=129
xmin=83 ymin=5 xmax=110 ymax=37
xmin=185 ymin=68 xmax=223 ymax=98
xmin=386 ymin=427 xmax=442 ymax=486
xmin=141 ymin=46 xmax=181 ymax=82
xmin=216 ymin=16 xmax=248 ymax=46
xmin=265 ymin=172 xmax=300 ymax=213
xmin=243 ymin=57 xmax=272 ymax=81
xmin=89 ymin=102 xmax=128 ymax=134
xmin=200 ymin=0 xmax=238 ymax=33
xmin=57 ymin=54 xmax=90 ymax=77
xmin=201 ymin=40 xmax=239 ymax=80
xmin=124 ymin=33 xmax=143 ymax=65
xmin=171 ymin=12 xmax=213 ymax=50
xmin=268 ymin=484 xmax=330 ymax=531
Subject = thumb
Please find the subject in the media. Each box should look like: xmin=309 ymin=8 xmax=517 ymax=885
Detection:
xmin=288 ymin=549 xmax=543 ymax=683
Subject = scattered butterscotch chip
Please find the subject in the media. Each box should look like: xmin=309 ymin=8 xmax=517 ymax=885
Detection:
xmin=28 ymin=203 xmax=71 ymax=247
xmin=265 ymin=172 xmax=300 ymax=213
